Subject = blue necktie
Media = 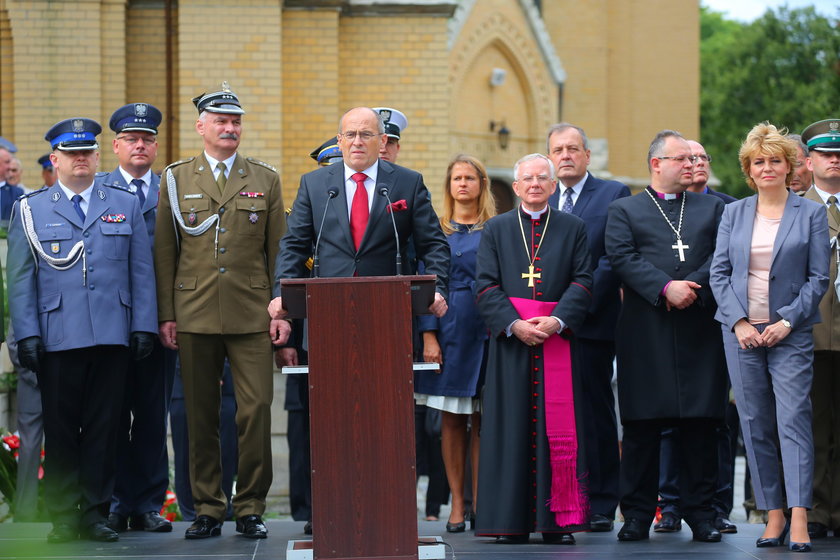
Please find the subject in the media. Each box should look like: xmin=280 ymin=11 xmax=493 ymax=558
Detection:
xmin=71 ymin=194 xmax=86 ymax=222
xmin=561 ymin=187 xmax=574 ymax=213
xmin=132 ymin=178 xmax=146 ymax=206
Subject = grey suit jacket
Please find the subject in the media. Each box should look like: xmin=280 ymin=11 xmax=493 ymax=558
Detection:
xmin=710 ymin=191 xmax=830 ymax=331
xmin=275 ymin=159 xmax=450 ymax=297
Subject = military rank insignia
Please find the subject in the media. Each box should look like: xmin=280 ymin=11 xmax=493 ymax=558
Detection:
xmin=249 ymin=212 xmax=259 ymax=224
xmin=239 ymin=192 xmax=264 ymax=198
xmin=101 ymin=214 xmax=126 ymax=223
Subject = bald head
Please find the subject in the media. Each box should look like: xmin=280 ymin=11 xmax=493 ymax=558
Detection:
xmin=687 ymin=140 xmax=710 ymax=193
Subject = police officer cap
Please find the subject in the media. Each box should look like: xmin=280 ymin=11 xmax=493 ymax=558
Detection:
xmin=109 ymin=103 xmax=162 ymax=134
xmin=802 ymin=118 xmax=840 ymax=152
xmin=37 ymin=154 xmax=54 ymax=170
xmin=45 ymin=118 xmax=102 ymax=151
xmin=310 ymin=138 xmax=342 ymax=166
xmin=0 ymin=136 xmax=17 ymax=153
xmin=192 ymin=81 xmax=245 ymax=115
xmin=373 ymin=107 xmax=408 ymax=140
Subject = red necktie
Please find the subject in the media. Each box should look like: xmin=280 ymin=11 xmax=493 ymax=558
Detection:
xmin=350 ymin=172 xmax=369 ymax=250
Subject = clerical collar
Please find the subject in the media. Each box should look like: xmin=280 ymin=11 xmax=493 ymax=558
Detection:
xmin=648 ymin=186 xmax=682 ymax=200
xmin=520 ymin=204 xmax=549 ymax=220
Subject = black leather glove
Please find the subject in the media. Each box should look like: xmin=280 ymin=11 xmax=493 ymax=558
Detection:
xmin=130 ymin=332 xmax=155 ymax=362
xmin=18 ymin=336 xmax=45 ymax=374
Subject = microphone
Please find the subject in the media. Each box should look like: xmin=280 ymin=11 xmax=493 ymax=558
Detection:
xmin=313 ymin=187 xmax=339 ymax=278
xmin=379 ymin=185 xmax=402 ymax=276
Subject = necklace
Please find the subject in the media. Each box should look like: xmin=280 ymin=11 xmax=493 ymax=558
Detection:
xmin=517 ymin=208 xmax=550 ymax=287
xmin=644 ymin=188 xmax=689 ymax=261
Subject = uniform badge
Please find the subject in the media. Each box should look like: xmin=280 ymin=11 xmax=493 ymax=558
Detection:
xmin=97 ymin=189 xmax=106 ymax=200
xmin=101 ymin=214 xmax=126 ymax=223
xmin=135 ymin=103 xmax=148 ymax=117
xmin=239 ymin=192 xmax=265 ymax=198
xmin=188 ymin=212 xmax=197 ymax=225
xmin=51 ymin=191 xmax=61 ymax=202
xmin=249 ymin=212 xmax=259 ymax=224
xmin=51 ymin=242 xmax=60 ymax=254
xmin=72 ymin=119 xmax=85 ymax=132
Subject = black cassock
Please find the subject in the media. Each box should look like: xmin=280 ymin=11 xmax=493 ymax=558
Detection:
xmin=606 ymin=188 xmax=728 ymax=422
xmin=475 ymin=206 xmax=592 ymax=536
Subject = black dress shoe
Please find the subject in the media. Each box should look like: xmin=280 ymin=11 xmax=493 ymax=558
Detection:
xmin=83 ymin=521 xmax=119 ymax=542
xmin=446 ymin=521 xmax=466 ymax=533
xmin=590 ymin=513 xmax=614 ymax=532
xmin=495 ymin=534 xmax=529 ymax=544
xmin=714 ymin=516 xmax=737 ymax=533
xmin=236 ymin=514 xmax=268 ymax=539
xmin=789 ymin=540 xmax=812 ymax=552
xmin=106 ymin=512 xmax=128 ymax=533
xmin=47 ymin=523 xmax=78 ymax=544
xmin=756 ymin=521 xmax=789 ymax=548
xmin=654 ymin=512 xmax=682 ymax=532
xmin=132 ymin=511 xmax=173 ymax=533
xmin=185 ymin=515 xmax=222 ymax=539
xmin=617 ymin=518 xmax=650 ymax=541
xmin=807 ymin=521 xmax=828 ymax=539
xmin=691 ymin=520 xmax=722 ymax=542
xmin=303 ymin=520 xmax=312 ymax=535
xmin=543 ymin=532 xmax=575 ymax=544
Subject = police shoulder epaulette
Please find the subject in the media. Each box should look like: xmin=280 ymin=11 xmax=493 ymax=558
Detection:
xmin=247 ymin=157 xmax=278 ymax=173
xmin=20 ymin=186 xmax=49 ymax=199
xmin=95 ymin=171 xmax=109 ymax=178
xmin=104 ymin=182 xmax=132 ymax=193
xmin=164 ymin=156 xmax=196 ymax=172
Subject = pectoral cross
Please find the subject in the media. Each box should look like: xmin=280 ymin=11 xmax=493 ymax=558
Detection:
xmin=522 ymin=265 xmax=541 ymax=288
xmin=672 ymin=237 xmax=689 ymax=262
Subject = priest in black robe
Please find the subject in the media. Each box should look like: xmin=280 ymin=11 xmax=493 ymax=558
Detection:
xmin=475 ymin=153 xmax=592 ymax=545
xmin=605 ymin=130 xmax=727 ymax=543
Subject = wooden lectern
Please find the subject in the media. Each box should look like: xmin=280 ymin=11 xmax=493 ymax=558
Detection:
xmin=281 ymin=275 xmax=437 ymax=560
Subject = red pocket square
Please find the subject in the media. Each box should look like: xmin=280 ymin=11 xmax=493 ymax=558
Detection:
xmin=387 ymin=199 xmax=408 ymax=213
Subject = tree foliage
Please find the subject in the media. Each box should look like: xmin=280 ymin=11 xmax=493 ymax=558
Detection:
xmin=700 ymin=5 xmax=840 ymax=197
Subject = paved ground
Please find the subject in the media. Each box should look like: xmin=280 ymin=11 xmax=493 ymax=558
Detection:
xmin=2 ymin=520 xmax=840 ymax=559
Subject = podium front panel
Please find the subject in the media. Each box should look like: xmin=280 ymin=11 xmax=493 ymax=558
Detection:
xmin=306 ymin=278 xmax=418 ymax=560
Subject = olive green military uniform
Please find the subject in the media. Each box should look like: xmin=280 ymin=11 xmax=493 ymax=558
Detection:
xmin=154 ymin=153 xmax=285 ymax=520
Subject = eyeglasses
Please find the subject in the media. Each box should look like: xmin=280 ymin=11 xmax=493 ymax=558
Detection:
xmin=656 ymin=155 xmax=698 ymax=163
xmin=517 ymin=174 xmax=552 ymax=184
xmin=695 ymin=154 xmax=712 ymax=163
xmin=117 ymin=136 xmax=157 ymax=146
xmin=340 ymin=131 xmax=381 ymax=141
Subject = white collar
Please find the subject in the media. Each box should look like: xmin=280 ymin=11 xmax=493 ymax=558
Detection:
xmin=118 ymin=167 xmax=152 ymax=187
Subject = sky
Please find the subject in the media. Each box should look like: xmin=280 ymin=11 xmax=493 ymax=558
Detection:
xmin=702 ymin=0 xmax=838 ymax=22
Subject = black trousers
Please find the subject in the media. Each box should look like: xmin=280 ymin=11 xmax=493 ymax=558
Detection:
xmin=576 ymin=338 xmax=620 ymax=517
xmin=620 ymin=417 xmax=718 ymax=526
xmin=38 ymin=346 xmax=128 ymax=527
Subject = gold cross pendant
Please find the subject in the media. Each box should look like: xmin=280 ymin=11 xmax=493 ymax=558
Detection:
xmin=522 ymin=264 xmax=541 ymax=288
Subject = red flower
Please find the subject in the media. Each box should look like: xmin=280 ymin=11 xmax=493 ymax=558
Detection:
xmin=2 ymin=434 xmax=20 ymax=450
xmin=387 ymin=199 xmax=408 ymax=213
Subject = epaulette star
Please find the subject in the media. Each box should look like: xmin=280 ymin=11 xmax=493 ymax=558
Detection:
xmin=164 ymin=156 xmax=196 ymax=172
xmin=246 ymin=157 xmax=277 ymax=173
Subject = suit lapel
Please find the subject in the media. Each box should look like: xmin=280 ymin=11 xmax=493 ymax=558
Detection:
xmin=51 ymin=187 xmax=84 ymax=229
xmin=147 ymin=173 xmax=160 ymax=215
xmin=741 ymin=196 xmax=757 ymax=268
xmin=771 ymin=192 xmax=800 ymax=266
xmin=220 ymin=154 xmax=248 ymax=206
xmin=364 ymin=160 xmax=390 ymax=243
xmin=83 ymin=185 xmax=111 ymax=231
xmin=194 ymin=154 xmax=223 ymax=204
xmin=572 ymin=175 xmax=595 ymax=217
xmin=326 ymin=164 xmax=355 ymax=251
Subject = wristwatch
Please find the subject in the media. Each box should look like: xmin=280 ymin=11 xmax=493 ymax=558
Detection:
xmin=781 ymin=319 xmax=792 ymax=329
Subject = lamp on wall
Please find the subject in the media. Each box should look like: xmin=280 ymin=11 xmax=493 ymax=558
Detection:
xmin=489 ymin=121 xmax=511 ymax=150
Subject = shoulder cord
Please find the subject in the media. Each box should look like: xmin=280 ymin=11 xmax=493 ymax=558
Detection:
xmin=165 ymin=168 xmax=220 ymax=258
xmin=19 ymin=197 xmax=87 ymax=285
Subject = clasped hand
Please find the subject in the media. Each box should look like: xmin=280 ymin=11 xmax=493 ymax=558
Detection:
xmin=512 ymin=316 xmax=560 ymax=347
xmin=734 ymin=318 xmax=791 ymax=349
xmin=664 ymin=280 xmax=701 ymax=311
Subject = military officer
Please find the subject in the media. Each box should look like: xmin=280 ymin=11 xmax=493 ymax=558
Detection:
xmin=39 ymin=153 xmax=58 ymax=189
xmin=373 ymin=107 xmax=407 ymax=163
xmin=154 ymin=83 xmax=288 ymax=540
xmin=99 ymin=103 xmax=176 ymax=534
xmin=6 ymin=117 xmax=157 ymax=543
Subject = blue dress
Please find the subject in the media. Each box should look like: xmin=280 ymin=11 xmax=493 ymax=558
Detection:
xmin=415 ymin=223 xmax=487 ymax=398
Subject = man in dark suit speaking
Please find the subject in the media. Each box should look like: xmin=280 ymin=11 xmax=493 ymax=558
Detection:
xmin=546 ymin=123 xmax=630 ymax=532
xmin=268 ymin=106 xmax=450 ymax=329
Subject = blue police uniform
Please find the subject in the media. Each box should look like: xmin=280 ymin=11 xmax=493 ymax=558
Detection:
xmin=98 ymin=103 xmax=178 ymax=532
xmin=6 ymin=118 xmax=157 ymax=541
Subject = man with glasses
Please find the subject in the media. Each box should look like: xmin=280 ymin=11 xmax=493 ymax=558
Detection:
xmin=655 ymin=139 xmax=739 ymax=536
xmin=606 ymin=130 xmax=727 ymax=543
xmin=99 ymin=103 xmax=175 ymax=534
xmin=789 ymin=134 xmax=814 ymax=194
xmin=155 ymin=83 xmax=287 ymax=540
